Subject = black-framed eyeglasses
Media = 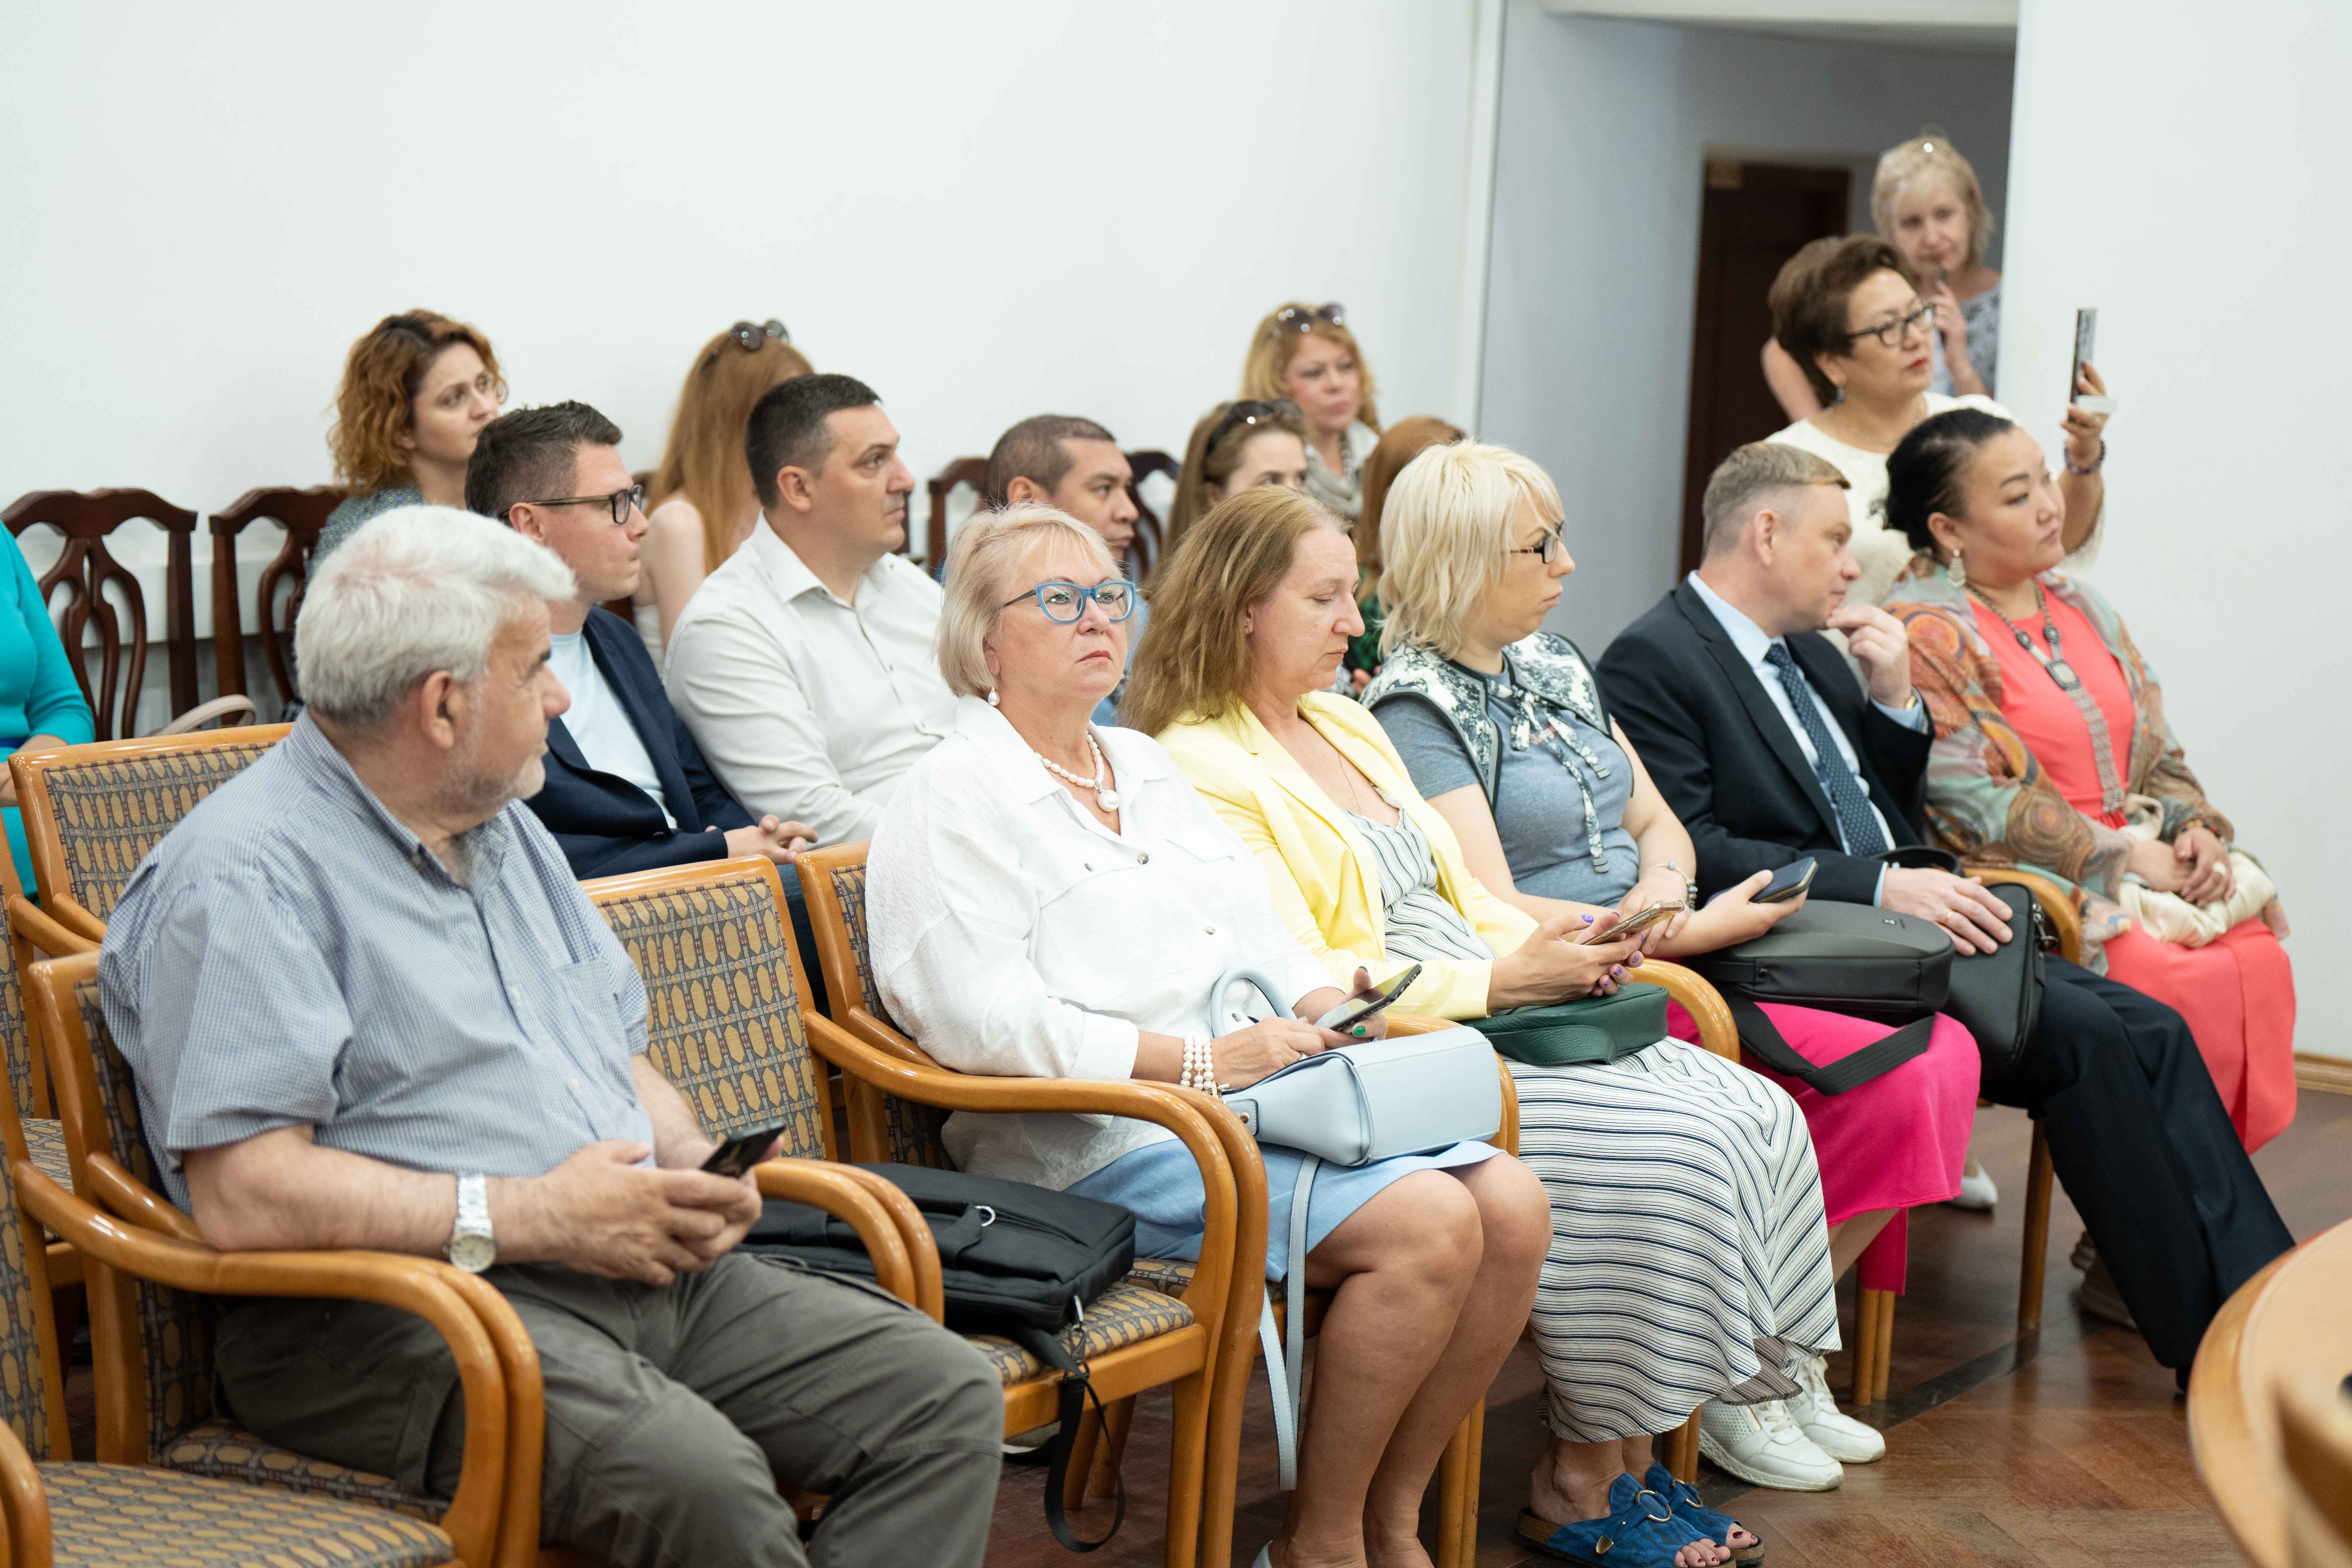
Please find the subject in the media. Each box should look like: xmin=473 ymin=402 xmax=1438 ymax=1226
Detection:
xmin=729 ymin=318 xmax=790 ymax=352
xmin=1203 ymin=398 xmax=1301 ymax=457
xmin=1510 ymin=527 xmax=1568 ymax=565
xmin=1002 ymin=579 xmax=1139 ymax=623
xmin=515 ymin=484 xmax=644 ymax=526
xmin=1273 ymin=302 xmax=1345 ymax=335
xmin=1842 ymin=302 xmax=1934 ymax=350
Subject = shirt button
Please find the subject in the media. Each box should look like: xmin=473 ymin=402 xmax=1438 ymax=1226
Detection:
xmin=1136 ymin=852 xmax=1149 ymax=865
xmin=569 ymin=1077 xmax=581 ymax=1090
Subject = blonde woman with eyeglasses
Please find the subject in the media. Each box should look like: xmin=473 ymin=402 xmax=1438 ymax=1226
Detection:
xmin=1240 ymin=301 xmax=1382 ymax=522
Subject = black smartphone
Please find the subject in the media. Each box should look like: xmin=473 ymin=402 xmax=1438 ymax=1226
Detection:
xmin=700 ymin=1124 xmax=788 ymax=1177
xmin=1756 ymin=858 xmax=1818 ymax=905
xmin=1314 ymin=963 xmax=1423 ymax=1032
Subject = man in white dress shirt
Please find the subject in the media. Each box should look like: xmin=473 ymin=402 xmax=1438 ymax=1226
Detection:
xmin=665 ymin=374 xmax=956 ymax=844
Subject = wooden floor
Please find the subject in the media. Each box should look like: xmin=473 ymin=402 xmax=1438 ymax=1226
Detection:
xmin=987 ymin=1085 xmax=2352 ymax=1568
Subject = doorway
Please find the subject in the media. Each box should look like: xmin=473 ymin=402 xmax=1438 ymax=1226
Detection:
xmin=1677 ymin=159 xmax=1851 ymax=573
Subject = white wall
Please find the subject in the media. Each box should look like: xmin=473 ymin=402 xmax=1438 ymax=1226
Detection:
xmin=1481 ymin=4 xmax=2014 ymax=650
xmin=2003 ymin=0 xmax=2350 ymax=1056
xmin=0 ymin=2 xmax=1480 ymax=555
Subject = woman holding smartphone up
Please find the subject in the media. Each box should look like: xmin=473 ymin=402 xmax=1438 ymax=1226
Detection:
xmin=1365 ymin=441 xmax=1982 ymax=1492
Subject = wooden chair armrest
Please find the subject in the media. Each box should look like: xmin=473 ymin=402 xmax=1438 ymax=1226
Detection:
xmin=1628 ymin=960 xmax=1737 ymax=1061
xmin=1383 ymin=1012 xmax=1449 ymax=1037
xmin=1971 ymin=867 xmax=2085 ymax=965
xmin=803 ymin=1010 xmax=1244 ymax=1348
xmin=3 ymin=894 xmax=97 ymax=959
xmin=0 ymin=1418 xmax=52 ymax=1568
xmin=753 ymin=1158 xmax=942 ymax=1322
xmin=27 ymin=895 xmax=103 ymax=947
xmin=827 ymin=1165 xmax=948 ymax=1323
xmin=14 ymin=1162 xmax=509 ymax=1568
xmin=84 ymin=1154 xmax=202 ymax=1242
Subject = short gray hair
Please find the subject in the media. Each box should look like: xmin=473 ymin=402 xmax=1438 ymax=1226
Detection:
xmin=934 ymin=505 xmax=1117 ymax=698
xmin=1700 ymin=443 xmax=1850 ymax=559
xmin=296 ymin=504 xmax=575 ymax=727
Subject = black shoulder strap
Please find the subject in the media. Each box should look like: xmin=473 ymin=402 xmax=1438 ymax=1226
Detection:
xmin=1721 ymin=995 xmax=1937 ymax=1095
xmin=1013 ymin=1328 xmax=1126 ymax=1553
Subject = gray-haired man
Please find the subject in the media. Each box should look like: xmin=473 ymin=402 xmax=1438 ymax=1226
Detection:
xmin=98 ymin=506 xmax=1000 ymax=1568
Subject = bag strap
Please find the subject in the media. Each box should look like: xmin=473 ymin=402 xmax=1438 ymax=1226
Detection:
xmin=1255 ymin=1153 xmax=1319 ymax=1491
xmin=1013 ymin=1325 xmax=1127 ymax=1553
xmin=1721 ymin=994 xmax=1936 ymax=1095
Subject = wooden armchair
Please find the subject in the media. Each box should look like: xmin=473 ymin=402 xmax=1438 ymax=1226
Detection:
xmin=789 ymin=844 xmax=1243 ymax=1568
xmin=10 ymin=951 xmax=519 ymax=1568
xmin=797 ymin=842 xmax=1499 ymax=1568
xmin=208 ymin=485 xmax=340 ymax=716
xmin=2 ymin=489 xmax=205 ymax=739
xmin=8 ymin=723 xmax=289 ymax=937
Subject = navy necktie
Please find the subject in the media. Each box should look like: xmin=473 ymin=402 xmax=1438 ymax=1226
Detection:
xmin=1763 ymin=642 xmax=1888 ymax=856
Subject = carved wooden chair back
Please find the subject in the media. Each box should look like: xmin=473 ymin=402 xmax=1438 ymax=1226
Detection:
xmin=1124 ymin=448 xmax=1179 ymax=579
xmin=207 ymin=485 xmax=340 ymax=715
xmin=1 ymin=489 xmax=203 ymax=739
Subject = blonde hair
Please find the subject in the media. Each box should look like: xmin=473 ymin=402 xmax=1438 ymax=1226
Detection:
xmin=1123 ymin=488 xmax=1349 ymax=737
xmin=1357 ymin=416 xmax=1466 ymax=573
xmin=1378 ymin=441 xmax=1564 ymax=659
xmin=646 ymin=326 xmax=815 ymax=573
xmin=1163 ymin=399 xmax=1311 ymax=553
xmin=1872 ymin=130 xmax=1994 ymax=273
xmin=1238 ymin=303 xmax=1382 ymax=431
xmin=934 ymin=505 xmax=1117 ymax=699
xmin=1700 ymin=443 xmax=1849 ymax=559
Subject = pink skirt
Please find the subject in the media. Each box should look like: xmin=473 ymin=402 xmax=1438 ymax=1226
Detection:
xmin=2100 ymin=921 xmax=2296 ymax=1152
xmin=1668 ymin=1000 xmax=1979 ymax=1293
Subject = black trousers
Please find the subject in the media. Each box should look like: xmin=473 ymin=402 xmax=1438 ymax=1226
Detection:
xmin=1981 ymin=957 xmax=2292 ymax=1368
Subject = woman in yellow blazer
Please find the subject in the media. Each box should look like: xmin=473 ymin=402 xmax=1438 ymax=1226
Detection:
xmin=1128 ymin=489 xmax=1847 ymax=1564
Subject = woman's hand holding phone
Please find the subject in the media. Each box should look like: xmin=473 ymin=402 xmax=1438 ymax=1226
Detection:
xmin=1677 ymin=869 xmax=1809 ymax=951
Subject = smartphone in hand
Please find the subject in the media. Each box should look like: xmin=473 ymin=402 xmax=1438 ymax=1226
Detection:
xmin=700 ymin=1125 xmax=787 ymax=1178
xmin=1313 ymin=963 xmax=1423 ymax=1032
xmin=1755 ymin=858 xmax=1817 ymax=905
xmin=1579 ymin=901 xmax=1681 ymax=944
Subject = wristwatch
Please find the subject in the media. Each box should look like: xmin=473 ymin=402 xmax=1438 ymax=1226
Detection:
xmin=446 ymin=1173 xmax=496 ymax=1274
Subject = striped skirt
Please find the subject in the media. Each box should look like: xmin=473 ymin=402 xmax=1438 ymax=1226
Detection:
xmin=1510 ymin=1039 xmax=1839 ymax=1441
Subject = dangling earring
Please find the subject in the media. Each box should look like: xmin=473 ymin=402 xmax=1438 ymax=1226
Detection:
xmin=986 ymin=688 xmax=1000 ymax=707
xmin=1945 ymin=550 xmax=1967 ymax=588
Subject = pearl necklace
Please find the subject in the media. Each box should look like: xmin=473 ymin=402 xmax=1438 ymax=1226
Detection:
xmin=1034 ymin=733 xmax=1121 ymax=811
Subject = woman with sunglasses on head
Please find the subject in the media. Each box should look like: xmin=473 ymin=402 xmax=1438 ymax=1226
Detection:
xmin=1762 ymin=235 xmax=2113 ymax=612
xmin=1162 ymin=397 xmax=1312 ymax=551
xmin=868 ymin=504 xmax=1550 ymax=1568
xmin=638 ymin=320 xmax=814 ymax=665
xmin=1241 ymin=301 xmax=1382 ymax=523
xmin=1368 ymin=441 xmax=1982 ymax=1493
xmin=315 ymin=310 xmax=506 ymax=563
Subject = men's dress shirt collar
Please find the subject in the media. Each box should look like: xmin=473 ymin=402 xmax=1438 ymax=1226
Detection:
xmin=1685 ymin=571 xmax=1785 ymax=670
xmin=744 ymin=519 xmax=888 ymax=609
xmin=281 ymin=714 xmax=514 ymax=888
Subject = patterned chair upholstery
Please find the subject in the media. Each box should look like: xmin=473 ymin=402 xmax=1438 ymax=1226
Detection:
xmin=63 ymin=973 xmax=446 ymax=1521
xmin=818 ymin=859 xmax=953 ymax=1171
xmin=0 ymin=977 xmax=464 ymax=1567
xmin=11 ymin=726 xmax=289 ymax=929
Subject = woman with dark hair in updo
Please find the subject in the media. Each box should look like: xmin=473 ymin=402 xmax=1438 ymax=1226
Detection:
xmin=1881 ymin=407 xmax=2296 ymax=1156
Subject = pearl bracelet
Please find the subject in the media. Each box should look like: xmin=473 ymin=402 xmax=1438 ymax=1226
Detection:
xmin=1178 ymin=1034 xmax=1222 ymax=1098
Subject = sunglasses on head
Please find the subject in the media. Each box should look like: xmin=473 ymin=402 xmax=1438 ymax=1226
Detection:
xmin=1272 ymin=302 xmax=1345 ymax=335
xmin=1203 ymin=399 xmax=1301 ymax=456
xmin=722 ymin=319 xmax=790 ymax=354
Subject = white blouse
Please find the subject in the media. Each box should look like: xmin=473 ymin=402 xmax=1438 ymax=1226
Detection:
xmin=868 ymin=696 xmax=1333 ymax=1190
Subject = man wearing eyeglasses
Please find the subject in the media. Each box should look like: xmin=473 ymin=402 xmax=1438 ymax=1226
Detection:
xmin=983 ymin=413 xmax=1142 ymax=724
xmin=467 ymin=403 xmax=819 ymax=877
xmin=666 ymin=374 xmax=956 ymax=845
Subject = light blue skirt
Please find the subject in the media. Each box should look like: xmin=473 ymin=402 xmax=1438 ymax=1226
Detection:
xmin=1069 ymin=1136 xmax=1502 ymax=1281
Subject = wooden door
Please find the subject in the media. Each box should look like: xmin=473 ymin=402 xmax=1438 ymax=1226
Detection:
xmin=1678 ymin=159 xmax=1851 ymax=573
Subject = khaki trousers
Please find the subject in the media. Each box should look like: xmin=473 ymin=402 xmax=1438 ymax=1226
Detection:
xmin=214 ymin=1253 xmax=1003 ymax=1568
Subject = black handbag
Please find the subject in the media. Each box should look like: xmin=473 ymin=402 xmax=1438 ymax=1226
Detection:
xmin=1939 ymin=881 xmax=2045 ymax=1079
xmin=1686 ymin=901 xmax=1955 ymax=1093
xmin=743 ymin=1163 xmax=1137 ymax=1552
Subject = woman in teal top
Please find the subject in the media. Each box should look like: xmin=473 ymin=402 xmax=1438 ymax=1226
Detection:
xmin=0 ymin=531 xmax=95 ymax=896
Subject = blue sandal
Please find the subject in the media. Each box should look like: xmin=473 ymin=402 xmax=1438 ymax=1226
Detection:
xmin=1517 ymin=1473 xmax=1718 ymax=1568
xmin=1645 ymin=1463 xmax=1764 ymax=1565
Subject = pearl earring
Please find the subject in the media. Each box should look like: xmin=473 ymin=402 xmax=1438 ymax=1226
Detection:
xmin=1945 ymin=550 xmax=1967 ymax=588
xmin=986 ymin=688 xmax=1000 ymax=707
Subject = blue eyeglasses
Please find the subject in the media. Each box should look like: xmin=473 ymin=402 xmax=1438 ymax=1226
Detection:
xmin=1002 ymin=580 xmax=1139 ymax=623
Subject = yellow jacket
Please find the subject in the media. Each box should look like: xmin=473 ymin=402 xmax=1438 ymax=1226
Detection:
xmin=1157 ymin=692 xmax=1537 ymax=1021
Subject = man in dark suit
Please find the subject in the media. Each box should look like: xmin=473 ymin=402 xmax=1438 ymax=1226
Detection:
xmin=1598 ymin=441 xmax=2289 ymax=1380
xmin=467 ymin=403 xmax=828 ymax=1004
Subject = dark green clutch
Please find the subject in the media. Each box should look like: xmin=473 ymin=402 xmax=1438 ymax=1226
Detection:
xmin=1461 ymin=986 xmax=1669 ymax=1067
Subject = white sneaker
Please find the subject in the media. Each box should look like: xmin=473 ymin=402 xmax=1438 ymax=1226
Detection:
xmin=1786 ymin=1354 xmax=1886 ymax=1462
xmin=1697 ymin=1398 xmax=1844 ymax=1490
xmin=1946 ymin=1166 xmax=1998 ymax=1211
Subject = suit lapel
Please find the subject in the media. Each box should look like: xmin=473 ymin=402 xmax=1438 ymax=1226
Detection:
xmin=1235 ymin=704 xmax=1383 ymax=941
xmin=1673 ymin=585 xmax=1845 ymax=846
xmin=544 ymin=714 xmax=590 ymax=773
xmin=584 ymin=615 xmax=699 ymax=830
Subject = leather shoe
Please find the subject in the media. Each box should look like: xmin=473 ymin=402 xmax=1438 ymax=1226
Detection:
xmin=1697 ymin=1399 xmax=1843 ymax=1491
